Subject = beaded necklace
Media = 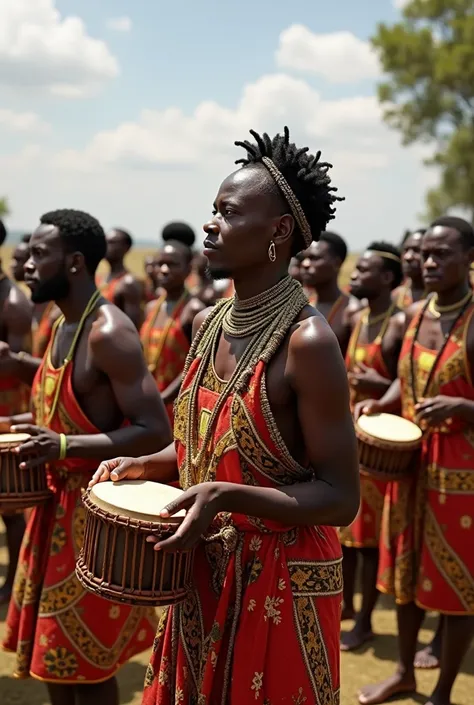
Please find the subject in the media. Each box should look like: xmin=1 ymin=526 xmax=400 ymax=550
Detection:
xmin=142 ymin=289 xmax=189 ymax=373
xmin=347 ymin=302 xmax=396 ymax=371
xmin=37 ymin=290 xmax=101 ymax=427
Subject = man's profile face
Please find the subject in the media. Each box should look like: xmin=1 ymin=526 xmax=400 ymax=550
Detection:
xmin=24 ymin=225 xmax=70 ymax=304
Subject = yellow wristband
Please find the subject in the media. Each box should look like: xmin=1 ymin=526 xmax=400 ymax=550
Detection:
xmin=59 ymin=433 xmax=67 ymax=461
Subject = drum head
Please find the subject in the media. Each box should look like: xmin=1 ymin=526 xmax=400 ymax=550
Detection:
xmin=0 ymin=433 xmax=31 ymax=448
xmin=357 ymin=413 xmax=422 ymax=444
xmin=90 ymin=480 xmax=185 ymax=524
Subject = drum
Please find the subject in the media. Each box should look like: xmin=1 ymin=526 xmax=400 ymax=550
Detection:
xmin=0 ymin=433 xmax=51 ymax=511
xmin=76 ymin=480 xmax=194 ymax=607
xmin=355 ymin=413 xmax=422 ymax=481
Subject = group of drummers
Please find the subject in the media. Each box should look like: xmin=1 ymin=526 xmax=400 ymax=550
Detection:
xmin=0 ymin=126 xmax=471 ymax=705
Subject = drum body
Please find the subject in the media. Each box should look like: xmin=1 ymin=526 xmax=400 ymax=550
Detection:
xmin=76 ymin=480 xmax=194 ymax=607
xmin=0 ymin=433 xmax=51 ymax=511
xmin=356 ymin=414 xmax=422 ymax=481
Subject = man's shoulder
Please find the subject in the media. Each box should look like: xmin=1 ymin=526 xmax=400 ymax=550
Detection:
xmin=90 ymin=302 xmax=139 ymax=348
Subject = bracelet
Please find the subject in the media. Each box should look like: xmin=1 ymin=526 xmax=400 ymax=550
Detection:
xmin=59 ymin=433 xmax=67 ymax=460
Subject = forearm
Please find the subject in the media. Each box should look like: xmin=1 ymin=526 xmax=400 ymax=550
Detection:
xmin=66 ymin=423 xmax=172 ymax=461
xmin=161 ymin=374 xmax=183 ymax=405
xmin=9 ymin=412 xmax=34 ymax=426
xmin=375 ymin=378 xmax=401 ymax=414
xmin=454 ymin=398 xmax=474 ymax=425
xmin=141 ymin=442 xmax=179 ymax=483
xmin=11 ymin=352 xmax=41 ymax=385
xmin=217 ymin=478 xmax=359 ymax=528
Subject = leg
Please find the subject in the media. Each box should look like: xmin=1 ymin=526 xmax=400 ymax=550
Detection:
xmin=426 ymin=615 xmax=474 ymax=705
xmin=76 ymin=676 xmax=119 ymax=705
xmin=0 ymin=513 xmax=25 ymax=604
xmin=341 ymin=547 xmax=379 ymax=651
xmin=341 ymin=545 xmax=357 ymax=620
xmin=46 ymin=683 xmax=76 ymax=705
xmin=414 ymin=614 xmax=444 ymax=669
xmin=358 ymin=600 xmax=424 ymax=704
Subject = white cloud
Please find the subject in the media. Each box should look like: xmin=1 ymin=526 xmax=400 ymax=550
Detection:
xmin=106 ymin=16 xmax=132 ymax=33
xmin=276 ymin=25 xmax=379 ymax=83
xmin=0 ymin=0 xmax=119 ymax=97
xmin=393 ymin=0 xmax=409 ymax=8
xmin=0 ymin=108 xmax=49 ymax=133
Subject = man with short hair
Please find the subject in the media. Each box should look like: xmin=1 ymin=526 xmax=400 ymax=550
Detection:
xmin=359 ymin=216 xmax=474 ymax=705
xmin=393 ymin=229 xmax=427 ymax=309
xmin=101 ymin=227 xmax=143 ymax=328
xmin=1 ymin=209 xmax=171 ymax=705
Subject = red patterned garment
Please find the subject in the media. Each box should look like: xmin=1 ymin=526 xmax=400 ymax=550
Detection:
xmin=378 ymin=303 xmax=474 ymax=613
xmin=339 ymin=313 xmax=393 ymax=548
xmin=139 ymin=294 xmax=190 ymax=426
xmin=32 ymin=303 xmax=59 ymax=360
xmin=142 ymin=358 xmax=342 ymax=705
xmin=2 ymin=330 xmax=157 ymax=682
xmin=99 ymin=272 xmax=127 ymax=304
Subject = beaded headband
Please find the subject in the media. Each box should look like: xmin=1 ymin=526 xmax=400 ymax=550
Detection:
xmin=365 ymin=250 xmax=401 ymax=264
xmin=261 ymin=157 xmax=312 ymax=249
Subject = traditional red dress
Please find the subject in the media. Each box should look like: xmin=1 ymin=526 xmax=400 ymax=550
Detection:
xmin=32 ymin=303 xmax=58 ymax=360
xmin=339 ymin=314 xmax=393 ymax=548
xmin=2 ymin=329 xmax=157 ymax=682
xmin=142 ymin=358 xmax=343 ymax=705
xmin=99 ymin=273 xmax=127 ymax=304
xmin=140 ymin=294 xmax=190 ymax=426
xmin=378 ymin=303 xmax=474 ymax=613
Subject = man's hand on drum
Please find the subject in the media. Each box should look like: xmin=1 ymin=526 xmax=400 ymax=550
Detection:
xmin=147 ymin=483 xmax=223 ymax=552
xmin=89 ymin=456 xmax=147 ymax=486
xmin=353 ymin=399 xmax=383 ymax=421
xmin=348 ymin=364 xmax=391 ymax=396
xmin=10 ymin=424 xmax=61 ymax=468
xmin=414 ymin=396 xmax=461 ymax=428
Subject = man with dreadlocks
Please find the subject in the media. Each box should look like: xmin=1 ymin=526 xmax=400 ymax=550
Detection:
xmin=90 ymin=126 xmax=359 ymax=705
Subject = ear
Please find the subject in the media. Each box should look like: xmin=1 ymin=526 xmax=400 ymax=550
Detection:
xmin=380 ymin=269 xmax=394 ymax=288
xmin=66 ymin=251 xmax=86 ymax=275
xmin=272 ymin=213 xmax=295 ymax=247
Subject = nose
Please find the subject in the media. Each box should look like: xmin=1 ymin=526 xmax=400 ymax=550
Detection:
xmin=203 ymin=220 xmax=219 ymax=235
xmin=300 ymin=257 xmax=310 ymax=269
xmin=24 ymin=255 xmax=34 ymax=274
xmin=160 ymin=264 xmax=170 ymax=275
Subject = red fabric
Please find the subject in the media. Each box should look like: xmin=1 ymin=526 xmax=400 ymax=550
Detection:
xmin=142 ymin=358 xmax=342 ymax=705
xmin=339 ymin=322 xmax=392 ymax=548
xmin=32 ymin=303 xmax=57 ymax=360
xmin=99 ymin=273 xmax=126 ymax=304
xmin=378 ymin=304 xmax=474 ymax=613
xmin=2 ymin=334 xmax=157 ymax=682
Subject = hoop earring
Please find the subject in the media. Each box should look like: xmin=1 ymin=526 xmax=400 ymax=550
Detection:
xmin=268 ymin=241 xmax=276 ymax=263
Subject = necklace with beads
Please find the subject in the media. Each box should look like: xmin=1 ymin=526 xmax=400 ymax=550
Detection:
xmin=427 ymin=290 xmax=473 ymax=319
xmin=348 ymin=302 xmax=396 ymax=371
xmin=142 ymin=289 xmax=189 ymax=373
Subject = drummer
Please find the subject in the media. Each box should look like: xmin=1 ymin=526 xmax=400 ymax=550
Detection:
xmin=340 ymin=241 xmax=404 ymax=651
xmin=0 ymin=209 xmax=172 ymax=705
xmin=357 ymin=216 xmax=474 ymax=705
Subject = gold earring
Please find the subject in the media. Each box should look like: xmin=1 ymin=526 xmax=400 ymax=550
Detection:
xmin=268 ymin=241 xmax=276 ymax=263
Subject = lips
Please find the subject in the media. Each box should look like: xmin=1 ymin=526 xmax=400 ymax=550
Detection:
xmin=203 ymin=239 xmax=217 ymax=251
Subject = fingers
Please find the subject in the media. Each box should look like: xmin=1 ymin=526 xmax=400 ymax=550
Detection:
xmin=15 ymin=441 xmax=36 ymax=455
xmin=159 ymin=495 xmax=188 ymax=519
xmin=10 ymin=424 xmax=39 ymax=436
xmin=88 ymin=462 xmax=113 ymax=488
xmin=19 ymin=455 xmax=48 ymax=470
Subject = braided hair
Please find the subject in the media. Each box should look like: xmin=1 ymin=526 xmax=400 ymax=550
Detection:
xmin=234 ymin=127 xmax=344 ymax=256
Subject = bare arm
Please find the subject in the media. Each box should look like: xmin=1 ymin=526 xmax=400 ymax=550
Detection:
xmin=120 ymin=277 xmax=143 ymax=329
xmin=4 ymin=289 xmax=32 ymax=354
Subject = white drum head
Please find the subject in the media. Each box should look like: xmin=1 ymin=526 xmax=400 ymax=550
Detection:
xmin=90 ymin=480 xmax=185 ymax=524
xmin=357 ymin=413 xmax=422 ymax=444
xmin=0 ymin=433 xmax=31 ymax=448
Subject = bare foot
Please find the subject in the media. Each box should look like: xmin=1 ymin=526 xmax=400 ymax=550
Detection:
xmin=0 ymin=584 xmax=12 ymax=606
xmin=358 ymin=673 xmax=416 ymax=705
xmin=414 ymin=645 xmax=440 ymax=670
xmin=341 ymin=606 xmax=355 ymax=621
xmin=340 ymin=625 xmax=374 ymax=651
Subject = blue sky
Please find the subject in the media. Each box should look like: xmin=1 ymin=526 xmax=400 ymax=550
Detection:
xmin=0 ymin=0 xmax=432 ymax=249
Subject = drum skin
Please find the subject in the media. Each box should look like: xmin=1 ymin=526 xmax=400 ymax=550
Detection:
xmin=355 ymin=414 xmax=422 ymax=481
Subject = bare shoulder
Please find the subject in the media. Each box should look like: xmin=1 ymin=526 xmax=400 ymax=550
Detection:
xmin=183 ymin=296 xmax=206 ymax=320
xmin=192 ymin=305 xmax=214 ymax=339
xmin=405 ymin=300 xmax=426 ymax=326
xmin=121 ymin=273 xmax=142 ymax=292
xmin=144 ymin=299 xmax=159 ymax=317
xmin=288 ymin=307 xmax=343 ymax=368
xmin=4 ymin=280 xmax=33 ymax=325
xmin=90 ymin=303 xmax=140 ymax=351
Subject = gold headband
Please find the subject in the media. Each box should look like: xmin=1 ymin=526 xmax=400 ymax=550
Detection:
xmin=366 ymin=250 xmax=401 ymax=264
xmin=261 ymin=157 xmax=312 ymax=248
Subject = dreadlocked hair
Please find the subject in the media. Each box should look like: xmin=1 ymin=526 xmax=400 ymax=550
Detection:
xmin=234 ymin=127 xmax=344 ymax=256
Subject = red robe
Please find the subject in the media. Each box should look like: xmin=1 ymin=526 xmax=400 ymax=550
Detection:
xmin=142 ymin=358 xmax=342 ymax=705
xmin=32 ymin=303 xmax=58 ymax=360
xmin=140 ymin=295 xmax=190 ymax=426
xmin=2 ymin=330 xmax=157 ymax=682
xmin=339 ymin=314 xmax=393 ymax=548
xmin=378 ymin=303 xmax=474 ymax=613
xmin=99 ymin=273 xmax=127 ymax=304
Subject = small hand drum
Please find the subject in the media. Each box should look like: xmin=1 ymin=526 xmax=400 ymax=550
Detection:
xmin=76 ymin=480 xmax=194 ymax=606
xmin=0 ymin=433 xmax=51 ymax=511
xmin=355 ymin=413 xmax=422 ymax=481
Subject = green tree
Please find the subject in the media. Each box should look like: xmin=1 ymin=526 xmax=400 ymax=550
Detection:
xmin=0 ymin=197 xmax=9 ymax=219
xmin=371 ymin=0 xmax=474 ymax=222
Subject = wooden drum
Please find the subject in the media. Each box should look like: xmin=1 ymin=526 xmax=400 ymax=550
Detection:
xmin=356 ymin=413 xmax=422 ymax=481
xmin=76 ymin=480 xmax=194 ymax=607
xmin=0 ymin=433 xmax=51 ymax=511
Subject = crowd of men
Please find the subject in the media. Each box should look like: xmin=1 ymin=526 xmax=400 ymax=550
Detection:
xmin=0 ymin=125 xmax=471 ymax=705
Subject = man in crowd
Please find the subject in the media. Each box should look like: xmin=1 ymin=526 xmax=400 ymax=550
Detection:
xmin=100 ymin=227 xmax=143 ymax=328
xmin=393 ymin=229 xmax=426 ymax=310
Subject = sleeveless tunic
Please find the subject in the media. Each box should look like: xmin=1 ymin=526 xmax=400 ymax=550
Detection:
xmin=32 ymin=302 xmax=59 ymax=360
xmin=143 ymin=356 xmax=342 ymax=705
xmin=100 ymin=273 xmax=127 ymax=304
xmin=2 ymin=327 xmax=157 ymax=681
xmin=378 ymin=303 xmax=474 ymax=613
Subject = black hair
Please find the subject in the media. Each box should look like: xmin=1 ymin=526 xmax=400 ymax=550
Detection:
xmin=161 ymin=239 xmax=193 ymax=266
xmin=112 ymin=228 xmax=133 ymax=252
xmin=430 ymin=216 xmax=474 ymax=249
xmin=320 ymin=231 xmax=347 ymax=263
xmin=400 ymin=228 xmax=426 ymax=248
xmin=40 ymin=209 xmax=106 ymax=276
xmin=0 ymin=220 xmax=7 ymax=247
xmin=366 ymin=240 xmax=403 ymax=289
xmin=162 ymin=222 xmax=196 ymax=248
xmin=21 ymin=233 xmax=31 ymax=244
xmin=234 ymin=126 xmax=344 ymax=256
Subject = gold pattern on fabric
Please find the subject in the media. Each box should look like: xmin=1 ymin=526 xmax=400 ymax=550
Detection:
xmin=12 ymin=560 xmax=41 ymax=609
xmin=43 ymin=646 xmax=78 ymax=679
xmin=174 ymin=389 xmax=190 ymax=445
xmin=381 ymin=482 xmax=412 ymax=550
xmin=39 ymin=574 xmax=85 ymax=616
xmin=426 ymin=463 xmax=474 ymax=493
xmin=178 ymin=590 xmax=205 ymax=692
xmin=288 ymin=560 xmax=343 ymax=597
xmin=13 ymin=640 xmax=33 ymax=678
xmin=424 ymin=505 xmax=474 ymax=612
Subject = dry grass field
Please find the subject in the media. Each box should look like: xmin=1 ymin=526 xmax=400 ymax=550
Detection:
xmin=0 ymin=245 xmax=472 ymax=703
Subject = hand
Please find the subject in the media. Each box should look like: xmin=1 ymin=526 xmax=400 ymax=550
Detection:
xmin=348 ymin=364 xmax=391 ymax=395
xmin=0 ymin=416 xmax=12 ymax=433
xmin=89 ymin=456 xmax=148 ymax=487
xmin=353 ymin=399 xmax=384 ymax=422
xmin=0 ymin=342 xmax=17 ymax=377
xmin=11 ymin=424 xmax=61 ymax=469
xmin=146 ymin=482 xmax=224 ymax=552
xmin=414 ymin=396 xmax=461 ymax=428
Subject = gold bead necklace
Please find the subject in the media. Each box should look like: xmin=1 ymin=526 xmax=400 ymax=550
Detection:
xmin=427 ymin=290 xmax=473 ymax=319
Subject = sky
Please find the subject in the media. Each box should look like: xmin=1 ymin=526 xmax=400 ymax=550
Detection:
xmin=0 ymin=0 xmax=434 ymax=249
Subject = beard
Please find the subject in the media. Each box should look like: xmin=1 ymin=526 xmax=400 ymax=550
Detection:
xmin=31 ymin=270 xmax=70 ymax=304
